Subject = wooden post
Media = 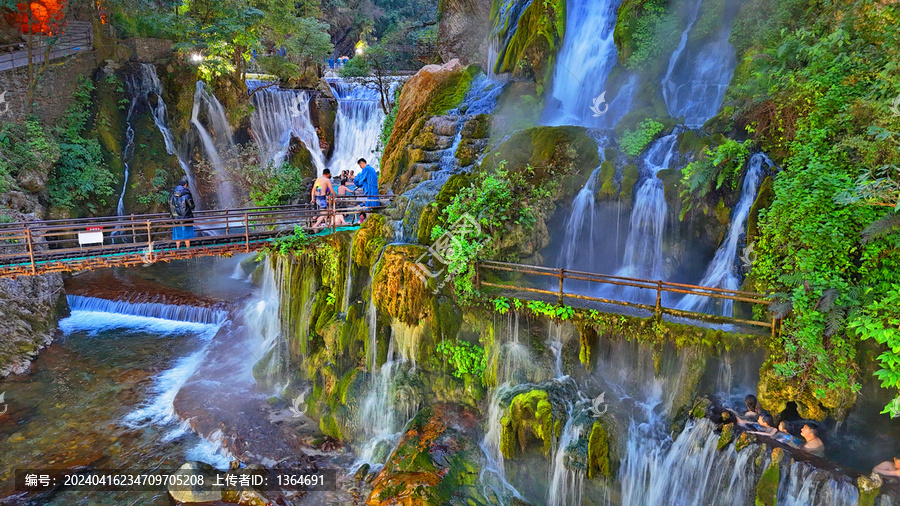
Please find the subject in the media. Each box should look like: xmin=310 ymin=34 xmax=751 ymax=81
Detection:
xmin=655 ymin=280 xmax=662 ymax=318
xmin=146 ymin=221 xmax=153 ymax=262
xmin=26 ymin=227 xmax=35 ymax=274
xmin=475 ymin=261 xmax=481 ymax=291
xmin=131 ymin=214 xmax=136 ymax=244
xmin=225 ymin=209 xmax=230 ymax=235
xmin=558 ymin=268 xmax=565 ymax=305
xmin=244 ymin=213 xmax=250 ymax=252
xmin=771 ymin=316 xmax=777 ymax=339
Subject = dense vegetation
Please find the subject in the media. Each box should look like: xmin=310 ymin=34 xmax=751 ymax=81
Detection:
xmin=708 ymin=0 xmax=900 ymax=414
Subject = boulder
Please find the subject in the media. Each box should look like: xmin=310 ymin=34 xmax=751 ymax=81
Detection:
xmin=437 ymin=0 xmax=492 ymax=65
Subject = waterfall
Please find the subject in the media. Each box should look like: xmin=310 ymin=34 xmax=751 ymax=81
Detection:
xmin=661 ymin=0 xmax=738 ymax=128
xmin=328 ymin=78 xmax=399 ymax=174
xmin=547 ymin=405 xmax=586 ymax=506
xmin=677 ymin=153 xmax=772 ymax=315
xmin=544 ymin=0 xmax=628 ymax=128
xmin=67 ymin=295 xmax=226 ymax=325
xmin=612 ymin=134 xmax=678 ymax=302
xmin=243 ymin=258 xmax=289 ymax=390
xmin=118 ymin=80 xmax=139 ymax=215
xmin=191 ymin=81 xmax=239 ymax=207
xmin=249 ymin=85 xmax=327 ymax=175
xmin=778 ymin=461 xmax=860 ymax=506
xmin=557 ymin=135 xmax=612 ymax=275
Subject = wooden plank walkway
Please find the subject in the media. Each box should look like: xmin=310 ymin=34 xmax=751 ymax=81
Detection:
xmin=0 ymin=197 xmax=388 ymax=278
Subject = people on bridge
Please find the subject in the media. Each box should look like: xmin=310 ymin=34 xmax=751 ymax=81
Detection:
xmin=354 ymin=158 xmax=379 ymax=208
xmin=800 ymin=423 xmax=826 ymax=458
xmin=168 ymin=178 xmax=195 ymax=249
xmin=874 ymin=457 xmax=900 ymax=477
xmin=311 ymin=169 xmax=335 ymax=229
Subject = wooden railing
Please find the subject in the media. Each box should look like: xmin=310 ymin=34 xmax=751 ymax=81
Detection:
xmin=0 ymin=195 xmax=391 ymax=277
xmin=476 ymin=260 xmax=778 ymax=335
xmin=0 ymin=25 xmax=93 ymax=72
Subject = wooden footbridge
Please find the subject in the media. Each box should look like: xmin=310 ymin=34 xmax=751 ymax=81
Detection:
xmin=476 ymin=260 xmax=780 ymax=335
xmin=0 ymin=197 xmax=390 ymax=278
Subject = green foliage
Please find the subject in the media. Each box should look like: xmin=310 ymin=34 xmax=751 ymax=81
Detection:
xmin=436 ymin=339 xmax=487 ymax=380
xmin=380 ymin=85 xmax=402 ymax=147
xmin=679 ymin=139 xmax=753 ymax=218
xmin=270 ymin=225 xmax=311 ymax=254
xmin=620 ymin=119 xmax=665 ymax=156
xmin=525 ymin=300 xmax=574 ymax=321
xmin=137 ymin=169 xmax=172 ymax=206
xmin=616 ymin=0 xmax=681 ymax=69
xmin=493 ymin=297 xmax=511 ymax=315
xmin=339 ymin=56 xmax=371 ymax=77
xmin=742 ymin=1 xmax=900 ymax=413
xmin=46 ymin=77 xmax=116 ymax=212
xmin=848 ymin=286 xmax=900 ymax=417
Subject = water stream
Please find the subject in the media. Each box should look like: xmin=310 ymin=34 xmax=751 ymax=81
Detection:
xmin=249 ymin=84 xmax=327 ymax=175
xmin=191 ymin=82 xmax=239 ymax=208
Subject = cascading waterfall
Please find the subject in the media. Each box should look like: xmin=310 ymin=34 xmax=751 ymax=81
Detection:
xmin=557 ymin=135 xmax=612 ymax=275
xmin=612 ymin=134 xmax=678 ymax=303
xmin=135 ymin=64 xmax=199 ymax=206
xmin=778 ymin=461 xmax=860 ymax=506
xmin=249 ymin=85 xmax=327 ymax=175
xmin=328 ymin=78 xmax=400 ymax=173
xmin=543 ymin=0 xmax=629 ymax=127
xmin=67 ymin=295 xmax=226 ymax=324
xmin=661 ymin=0 xmax=738 ymax=127
xmin=191 ymin=81 xmax=238 ymax=207
xmin=677 ymin=153 xmax=772 ymax=315
xmin=547 ymin=404 xmax=586 ymax=506
xmin=243 ymin=258 xmax=289 ymax=390
xmin=392 ymin=74 xmax=503 ymax=243
xmin=118 ymin=80 xmax=139 ymax=216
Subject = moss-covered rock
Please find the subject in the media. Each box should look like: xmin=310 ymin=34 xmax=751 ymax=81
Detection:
xmin=587 ymin=421 xmax=612 ymax=479
xmin=757 ymin=359 xmax=857 ymax=420
xmin=500 ymin=389 xmax=557 ymax=459
xmin=380 ymin=61 xmax=476 ymax=192
xmin=619 ymin=164 xmax=640 ymax=204
xmin=717 ymin=422 xmax=735 ymax=450
xmin=367 ymin=405 xmax=487 ymax=505
xmin=746 ymin=175 xmax=774 ymax=245
xmin=417 ymin=174 xmax=472 ymax=246
xmin=755 ymin=447 xmax=783 ymax=506
xmin=734 ymin=431 xmax=757 ymax=452
xmin=857 ymin=472 xmax=883 ymax=506
xmin=491 ymin=0 xmax=565 ymax=93
xmin=372 ymin=245 xmax=433 ymax=326
xmin=596 ymin=161 xmax=619 ymax=201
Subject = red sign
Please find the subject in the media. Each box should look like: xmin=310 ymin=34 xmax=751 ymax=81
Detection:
xmin=86 ymin=226 xmax=102 ymax=232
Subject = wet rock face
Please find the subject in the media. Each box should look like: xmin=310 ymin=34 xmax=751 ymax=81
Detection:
xmin=491 ymin=0 xmax=566 ymax=91
xmin=367 ymin=404 xmax=487 ymax=505
xmin=0 ymin=272 xmax=65 ymax=377
xmin=437 ymin=0 xmax=492 ymax=65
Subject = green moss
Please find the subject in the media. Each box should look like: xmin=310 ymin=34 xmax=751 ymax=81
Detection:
xmin=596 ymin=161 xmax=619 ymax=201
xmin=690 ymin=396 xmax=712 ymax=419
xmin=493 ymin=0 xmax=566 ymax=91
xmin=717 ymin=423 xmax=735 ymax=450
xmin=417 ymin=174 xmax=472 ymax=245
xmin=857 ymin=473 xmax=883 ymax=506
xmin=734 ymin=431 xmax=757 ymax=452
xmin=755 ymin=447 xmax=783 ymax=506
xmin=500 ymin=389 xmax=556 ymax=459
xmin=428 ymin=65 xmax=478 ymax=116
xmin=587 ymin=421 xmax=612 ymax=478
xmin=714 ymin=197 xmax=731 ymax=226
xmin=746 ymin=176 xmax=774 ymax=244
xmin=620 ymin=164 xmax=640 ymax=203
xmin=614 ymin=0 xmax=681 ymax=70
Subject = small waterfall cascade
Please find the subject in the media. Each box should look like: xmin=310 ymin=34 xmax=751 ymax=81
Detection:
xmin=66 ymin=294 xmax=226 ymax=325
xmin=547 ymin=403 xmax=587 ymax=506
xmin=613 ymin=133 xmax=679 ymax=302
xmin=136 ymin=64 xmax=198 ymax=204
xmin=778 ymin=461 xmax=860 ymax=506
xmin=557 ymin=135 xmax=612 ymax=274
xmin=249 ymin=84 xmax=327 ymax=175
xmin=118 ymin=75 xmax=140 ymax=215
xmin=327 ymin=78 xmax=401 ymax=174
xmin=544 ymin=0 xmax=629 ymax=128
xmin=191 ymin=81 xmax=239 ymax=207
xmin=243 ymin=258 xmax=289 ymax=390
xmin=661 ymin=0 xmax=738 ymax=127
xmin=677 ymin=153 xmax=772 ymax=315
xmin=393 ymin=74 xmax=503 ymax=243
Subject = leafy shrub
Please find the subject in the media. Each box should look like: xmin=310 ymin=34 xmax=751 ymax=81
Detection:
xmin=679 ymin=139 xmax=753 ymax=217
xmin=620 ymin=118 xmax=665 ymax=156
xmin=339 ymin=56 xmax=371 ymax=77
xmin=436 ymin=340 xmax=487 ymax=380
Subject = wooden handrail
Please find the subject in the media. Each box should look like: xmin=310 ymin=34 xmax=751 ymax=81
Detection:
xmin=476 ymin=260 xmax=777 ymax=332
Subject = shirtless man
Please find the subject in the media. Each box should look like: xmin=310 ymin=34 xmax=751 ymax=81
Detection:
xmin=874 ymin=457 xmax=900 ymax=477
xmin=801 ymin=423 xmax=825 ymax=458
xmin=311 ymin=169 xmax=335 ymax=229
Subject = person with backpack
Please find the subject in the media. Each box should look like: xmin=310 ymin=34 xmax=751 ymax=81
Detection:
xmin=169 ymin=178 xmax=196 ymax=248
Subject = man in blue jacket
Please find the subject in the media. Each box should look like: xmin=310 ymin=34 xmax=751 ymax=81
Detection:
xmin=355 ymin=158 xmax=380 ymax=207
